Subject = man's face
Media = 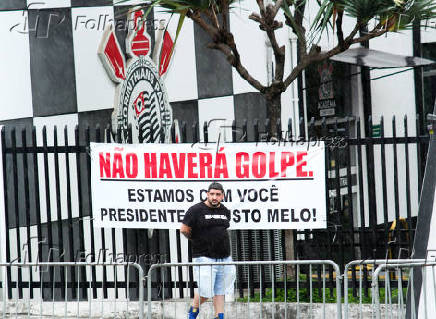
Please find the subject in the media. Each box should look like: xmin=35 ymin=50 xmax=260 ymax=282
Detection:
xmin=206 ymin=189 xmax=224 ymax=207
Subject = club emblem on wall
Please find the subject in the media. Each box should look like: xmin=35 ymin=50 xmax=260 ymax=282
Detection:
xmin=318 ymin=62 xmax=334 ymax=101
xmin=98 ymin=8 xmax=175 ymax=143
xmin=317 ymin=62 xmax=336 ymax=117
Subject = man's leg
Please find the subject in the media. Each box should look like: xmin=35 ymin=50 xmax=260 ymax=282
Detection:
xmin=213 ymin=263 xmax=226 ymax=318
xmin=192 ymin=293 xmax=208 ymax=308
xmin=190 ymin=257 xmax=215 ymax=318
xmin=188 ymin=293 xmax=208 ymax=319
xmin=213 ymin=295 xmax=225 ymax=317
xmin=212 ymin=257 xmax=236 ymax=318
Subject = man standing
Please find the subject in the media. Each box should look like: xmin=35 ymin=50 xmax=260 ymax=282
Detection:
xmin=180 ymin=182 xmax=236 ymax=319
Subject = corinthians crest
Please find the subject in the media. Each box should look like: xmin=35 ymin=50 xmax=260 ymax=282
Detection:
xmin=98 ymin=8 xmax=174 ymax=143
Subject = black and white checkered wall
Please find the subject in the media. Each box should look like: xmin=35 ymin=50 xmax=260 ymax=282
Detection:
xmin=0 ymin=0 xmax=295 ymax=137
xmin=0 ymin=0 xmax=293 ymax=298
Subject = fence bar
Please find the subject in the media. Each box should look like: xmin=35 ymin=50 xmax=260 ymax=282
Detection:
xmin=321 ymin=118 xmax=335 ymax=299
xmin=432 ymin=266 xmax=436 ymax=319
xmin=42 ymin=127 xmax=55 ymax=296
xmin=64 ymin=266 xmax=68 ymax=318
xmin=113 ymin=264 xmax=118 ymax=314
xmin=11 ymin=128 xmax=23 ymax=299
xmin=344 ymin=117 xmax=356 ymax=298
xmin=84 ymin=127 xmax=97 ymax=299
xmin=398 ymin=267 xmax=404 ymax=318
xmin=64 ymin=126 xmax=76 ymax=299
xmin=404 ymin=116 xmax=413 ymax=254
xmin=52 ymin=264 xmax=56 ymax=316
xmin=105 ymin=126 xmax=119 ymax=300
xmin=356 ymin=119 xmax=370 ymax=297
xmin=21 ymin=129 xmax=33 ymax=299
xmin=53 ymin=126 xmax=66 ymax=300
xmin=259 ymin=264 xmax=263 ymax=319
xmin=271 ymin=263 xmax=275 ymax=318
xmin=367 ymin=116 xmax=378 ymax=258
xmin=297 ymin=264 xmax=300 ymax=318
xmin=115 ymin=127 xmax=130 ymax=298
xmin=40 ymin=264 xmax=43 ymax=317
xmin=411 ymin=268 xmax=415 ymax=319
xmin=380 ymin=117 xmax=390 ymax=257
xmin=322 ymin=264 xmax=326 ymax=319
xmin=386 ymin=268 xmax=391 ymax=319
xmin=269 ymin=229 xmax=277 ymax=298
xmin=95 ymin=127 xmax=108 ymax=300
xmin=309 ymin=264 xmax=313 ymax=318
xmin=333 ymin=119 xmax=345 ymax=271
xmin=316 ymin=257 xmax=322 ymax=299
xmin=392 ymin=117 xmax=400 ymax=228
xmin=30 ymin=127 xmax=42 ymax=295
xmin=74 ymin=125 xmax=86 ymax=300
xmin=423 ymin=264 xmax=427 ymax=319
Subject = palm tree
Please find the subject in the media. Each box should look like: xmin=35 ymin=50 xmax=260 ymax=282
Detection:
xmin=117 ymin=0 xmax=436 ymax=130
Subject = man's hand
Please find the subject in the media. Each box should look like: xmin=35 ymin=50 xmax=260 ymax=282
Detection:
xmin=180 ymin=223 xmax=192 ymax=239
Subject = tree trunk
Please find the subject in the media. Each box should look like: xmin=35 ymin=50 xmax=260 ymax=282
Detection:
xmin=265 ymin=92 xmax=296 ymax=275
xmin=266 ymin=93 xmax=281 ymax=132
xmin=284 ymin=229 xmax=295 ymax=275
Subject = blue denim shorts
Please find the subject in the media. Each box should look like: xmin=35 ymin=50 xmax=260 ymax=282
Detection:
xmin=192 ymin=256 xmax=236 ymax=298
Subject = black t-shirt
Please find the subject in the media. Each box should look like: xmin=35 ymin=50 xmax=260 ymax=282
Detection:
xmin=182 ymin=202 xmax=231 ymax=259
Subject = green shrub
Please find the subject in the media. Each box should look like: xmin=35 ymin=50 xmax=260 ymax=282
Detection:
xmin=237 ymin=287 xmax=407 ymax=304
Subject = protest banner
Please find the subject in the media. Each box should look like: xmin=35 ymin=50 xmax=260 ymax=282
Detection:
xmin=90 ymin=141 xmax=327 ymax=229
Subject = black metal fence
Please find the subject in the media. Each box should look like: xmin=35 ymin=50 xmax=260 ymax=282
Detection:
xmin=0 ymin=115 xmax=430 ymax=299
xmin=303 ymin=115 xmax=428 ymax=263
xmin=295 ymin=115 xmax=429 ymax=298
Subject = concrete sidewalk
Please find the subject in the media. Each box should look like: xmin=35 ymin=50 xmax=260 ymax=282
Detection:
xmin=1 ymin=299 xmax=402 ymax=318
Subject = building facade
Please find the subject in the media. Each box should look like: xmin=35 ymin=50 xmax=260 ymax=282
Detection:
xmin=0 ymin=1 xmax=434 ymax=295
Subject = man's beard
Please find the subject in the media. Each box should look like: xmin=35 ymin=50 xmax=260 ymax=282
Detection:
xmin=208 ymin=199 xmax=219 ymax=207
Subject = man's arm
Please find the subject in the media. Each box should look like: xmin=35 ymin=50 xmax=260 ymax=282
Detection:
xmin=180 ymin=223 xmax=192 ymax=239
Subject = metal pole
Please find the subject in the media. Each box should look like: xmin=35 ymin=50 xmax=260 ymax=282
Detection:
xmin=147 ymin=264 xmax=156 ymax=319
xmin=131 ymin=263 xmax=144 ymax=319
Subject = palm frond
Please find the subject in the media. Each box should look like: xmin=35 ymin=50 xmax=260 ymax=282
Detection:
xmin=342 ymin=0 xmax=394 ymax=22
xmin=341 ymin=0 xmax=436 ymax=28
xmin=310 ymin=0 xmax=334 ymax=34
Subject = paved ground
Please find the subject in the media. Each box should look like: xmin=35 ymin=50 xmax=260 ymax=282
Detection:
xmin=0 ymin=299 xmax=402 ymax=318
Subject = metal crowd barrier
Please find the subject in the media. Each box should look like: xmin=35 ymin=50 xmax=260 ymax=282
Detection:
xmin=343 ymin=259 xmax=425 ymax=319
xmin=147 ymin=260 xmax=342 ymax=319
xmin=4 ymin=259 xmax=436 ymax=318
xmin=0 ymin=262 xmax=144 ymax=318
xmin=372 ymin=261 xmax=436 ymax=319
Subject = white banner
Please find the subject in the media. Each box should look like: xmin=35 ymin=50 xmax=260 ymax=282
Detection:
xmin=90 ymin=142 xmax=327 ymax=229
